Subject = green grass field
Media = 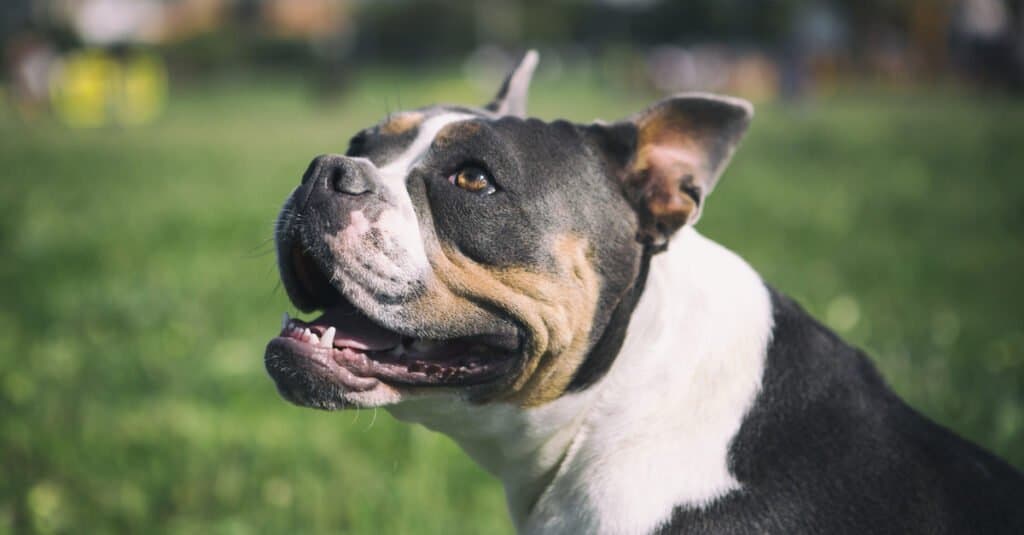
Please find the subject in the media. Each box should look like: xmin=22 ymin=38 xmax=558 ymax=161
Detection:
xmin=2 ymin=72 xmax=1023 ymax=534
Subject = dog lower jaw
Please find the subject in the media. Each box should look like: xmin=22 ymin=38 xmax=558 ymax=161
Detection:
xmin=264 ymin=315 xmax=522 ymax=409
xmin=265 ymin=337 xmax=394 ymax=408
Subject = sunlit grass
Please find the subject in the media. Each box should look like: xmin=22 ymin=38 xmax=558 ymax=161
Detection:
xmin=1 ymin=73 xmax=1022 ymax=533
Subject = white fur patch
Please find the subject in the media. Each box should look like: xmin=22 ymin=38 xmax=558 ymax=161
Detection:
xmin=377 ymin=113 xmax=473 ymax=179
xmin=389 ymin=227 xmax=774 ymax=534
xmin=370 ymin=113 xmax=472 ymax=271
xmin=330 ymin=113 xmax=474 ymax=317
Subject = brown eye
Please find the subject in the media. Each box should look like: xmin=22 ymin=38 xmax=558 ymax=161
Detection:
xmin=449 ymin=166 xmax=496 ymax=195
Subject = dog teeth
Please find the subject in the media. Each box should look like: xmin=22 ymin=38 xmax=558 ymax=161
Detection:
xmin=279 ymin=316 xmax=337 ymax=349
xmin=321 ymin=326 xmax=336 ymax=349
xmin=303 ymin=328 xmax=319 ymax=345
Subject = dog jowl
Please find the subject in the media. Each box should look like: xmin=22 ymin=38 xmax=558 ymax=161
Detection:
xmin=265 ymin=52 xmax=1024 ymax=534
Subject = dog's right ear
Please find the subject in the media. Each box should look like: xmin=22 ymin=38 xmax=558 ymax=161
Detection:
xmin=584 ymin=93 xmax=753 ymax=251
xmin=485 ymin=50 xmax=539 ymax=118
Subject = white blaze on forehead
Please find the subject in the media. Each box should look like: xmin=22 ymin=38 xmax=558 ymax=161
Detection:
xmin=368 ymin=112 xmax=474 ymax=272
xmin=378 ymin=112 xmax=474 ymax=180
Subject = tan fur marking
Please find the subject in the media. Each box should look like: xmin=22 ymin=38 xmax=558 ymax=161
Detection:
xmin=628 ymin=113 xmax=707 ymax=238
xmin=381 ymin=111 xmax=425 ymax=135
xmin=412 ymin=235 xmax=600 ymax=407
xmin=434 ymin=120 xmax=482 ymax=148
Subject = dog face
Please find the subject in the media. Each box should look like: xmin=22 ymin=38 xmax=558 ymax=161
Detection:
xmin=265 ymin=52 xmax=752 ymax=409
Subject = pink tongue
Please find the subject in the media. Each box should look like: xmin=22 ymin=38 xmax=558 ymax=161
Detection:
xmin=310 ymin=303 xmax=402 ymax=351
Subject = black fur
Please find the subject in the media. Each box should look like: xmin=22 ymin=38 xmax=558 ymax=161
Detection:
xmin=656 ymin=288 xmax=1024 ymax=534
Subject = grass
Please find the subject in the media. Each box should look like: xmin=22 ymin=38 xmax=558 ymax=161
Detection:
xmin=1 ymin=70 xmax=1022 ymax=534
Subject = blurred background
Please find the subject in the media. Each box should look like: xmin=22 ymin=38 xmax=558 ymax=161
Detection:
xmin=1 ymin=0 xmax=1023 ymax=533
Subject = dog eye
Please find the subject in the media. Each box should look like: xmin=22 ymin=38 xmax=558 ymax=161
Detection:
xmin=449 ymin=166 xmax=496 ymax=195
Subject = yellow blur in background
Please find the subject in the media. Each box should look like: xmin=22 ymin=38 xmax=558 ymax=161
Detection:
xmin=50 ymin=49 xmax=167 ymax=128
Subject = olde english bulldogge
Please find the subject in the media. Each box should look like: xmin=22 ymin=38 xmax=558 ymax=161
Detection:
xmin=265 ymin=51 xmax=1024 ymax=534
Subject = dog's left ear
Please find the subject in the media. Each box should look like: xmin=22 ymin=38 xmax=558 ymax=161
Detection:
xmin=485 ymin=50 xmax=539 ymax=118
xmin=587 ymin=93 xmax=753 ymax=250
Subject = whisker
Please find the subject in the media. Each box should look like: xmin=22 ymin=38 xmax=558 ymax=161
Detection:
xmin=365 ymin=408 xmax=378 ymax=431
xmin=242 ymin=237 xmax=278 ymax=259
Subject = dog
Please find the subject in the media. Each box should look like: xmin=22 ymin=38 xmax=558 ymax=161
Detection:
xmin=264 ymin=51 xmax=1024 ymax=534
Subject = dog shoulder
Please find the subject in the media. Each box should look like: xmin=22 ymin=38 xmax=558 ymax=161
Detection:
xmin=653 ymin=288 xmax=1024 ymax=534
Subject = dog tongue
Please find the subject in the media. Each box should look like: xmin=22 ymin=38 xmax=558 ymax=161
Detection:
xmin=311 ymin=302 xmax=402 ymax=351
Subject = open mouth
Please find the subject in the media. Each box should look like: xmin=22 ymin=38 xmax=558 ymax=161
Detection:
xmin=265 ymin=241 xmax=519 ymax=394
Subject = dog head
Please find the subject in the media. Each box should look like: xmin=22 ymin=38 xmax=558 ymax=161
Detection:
xmin=265 ymin=51 xmax=752 ymax=409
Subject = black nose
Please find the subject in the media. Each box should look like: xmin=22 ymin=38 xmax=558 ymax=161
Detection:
xmin=303 ymin=154 xmax=377 ymax=196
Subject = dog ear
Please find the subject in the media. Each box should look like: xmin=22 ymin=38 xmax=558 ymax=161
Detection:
xmin=485 ymin=50 xmax=539 ymax=118
xmin=586 ymin=93 xmax=753 ymax=250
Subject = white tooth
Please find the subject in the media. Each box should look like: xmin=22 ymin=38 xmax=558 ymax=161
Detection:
xmin=302 ymin=328 xmax=317 ymax=344
xmin=321 ymin=327 xmax=336 ymax=348
xmin=309 ymin=333 xmax=319 ymax=345
xmin=281 ymin=312 xmax=290 ymax=330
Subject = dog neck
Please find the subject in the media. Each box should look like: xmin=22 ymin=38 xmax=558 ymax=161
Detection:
xmin=388 ymin=227 xmax=774 ymax=534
